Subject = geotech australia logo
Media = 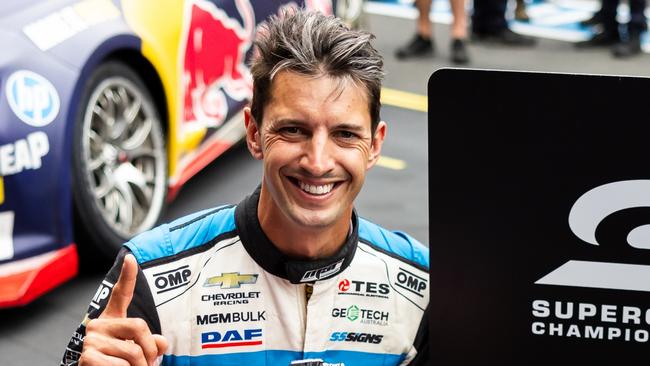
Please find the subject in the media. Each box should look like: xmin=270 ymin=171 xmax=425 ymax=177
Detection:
xmin=89 ymin=280 xmax=113 ymax=310
xmin=153 ymin=265 xmax=191 ymax=294
xmin=332 ymin=305 xmax=389 ymax=326
xmin=301 ymin=259 xmax=344 ymax=282
xmin=6 ymin=70 xmax=60 ymax=127
xmin=204 ymin=272 xmax=257 ymax=289
xmin=394 ymin=268 xmax=427 ymax=298
xmin=536 ymin=180 xmax=650 ymax=292
xmin=201 ymin=328 xmax=262 ymax=349
xmin=337 ymin=279 xmax=390 ymax=299
xmin=196 ymin=311 xmax=266 ymax=325
xmin=329 ymin=331 xmax=383 ymax=344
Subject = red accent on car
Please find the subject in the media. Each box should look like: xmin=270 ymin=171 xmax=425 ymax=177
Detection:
xmin=0 ymin=244 xmax=78 ymax=308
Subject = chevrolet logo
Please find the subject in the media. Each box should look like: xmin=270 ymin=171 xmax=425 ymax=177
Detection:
xmin=204 ymin=272 xmax=258 ymax=289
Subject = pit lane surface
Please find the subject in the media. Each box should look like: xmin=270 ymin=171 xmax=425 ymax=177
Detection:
xmin=3 ymin=9 xmax=650 ymax=365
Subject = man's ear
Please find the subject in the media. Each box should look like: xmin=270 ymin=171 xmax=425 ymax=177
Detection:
xmin=367 ymin=121 xmax=387 ymax=170
xmin=244 ymin=107 xmax=263 ymax=160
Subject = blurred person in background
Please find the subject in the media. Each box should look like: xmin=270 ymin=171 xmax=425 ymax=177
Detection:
xmin=395 ymin=0 xmax=470 ymax=64
xmin=515 ymin=0 xmax=530 ymax=22
xmin=576 ymin=0 xmax=647 ymax=58
xmin=471 ymin=0 xmax=537 ymax=45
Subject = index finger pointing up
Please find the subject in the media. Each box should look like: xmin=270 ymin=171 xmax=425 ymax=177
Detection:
xmin=102 ymin=253 xmax=138 ymax=318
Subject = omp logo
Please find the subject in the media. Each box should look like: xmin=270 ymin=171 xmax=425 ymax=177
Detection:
xmin=395 ymin=268 xmax=427 ymax=297
xmin=204 ymin=272 xmax=257 ymax=289
xmin=537 ymin=180 xmax=650 ymax=292
xmin=89 ymin=280 xmax=114 ymax=310
xmin=201 ymin=328 xmax=262 ymax=349
xmin=6 ymin=70 xmax=60 ymax=127
xmin=153 ymin=265 xmax=191 ymax=294
xmin=301 ymin=259 xmax=343 ymax=282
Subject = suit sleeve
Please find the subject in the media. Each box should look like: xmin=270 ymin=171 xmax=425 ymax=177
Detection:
xmin=60 ymin=247 xmax=161 ymax=366
xmin=407 ymin=304 xmax=430 ymax=366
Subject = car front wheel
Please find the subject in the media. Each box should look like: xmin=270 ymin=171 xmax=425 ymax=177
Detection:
xmin=73 ymin=61 xmax=167 ymax=258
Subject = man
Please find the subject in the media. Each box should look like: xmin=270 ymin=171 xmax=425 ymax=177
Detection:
xmin=576 ymin=0 xmax=647 ymax=58
xmin=471 ymin=0 xmax=537 ymax=46
xmin=62 ymin=9 xmax=429 ymax=366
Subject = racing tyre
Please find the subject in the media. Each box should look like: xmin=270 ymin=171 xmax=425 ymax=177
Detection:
xmin=73 ymin=61 xmax=167 ymax=258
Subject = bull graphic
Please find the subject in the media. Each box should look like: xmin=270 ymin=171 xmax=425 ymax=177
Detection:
xmin=182 ymin=0 xmax=255 ymax=129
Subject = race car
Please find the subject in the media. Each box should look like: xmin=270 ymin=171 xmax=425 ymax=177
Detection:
xmin=0 ymin=0 xmax=334 ymax=308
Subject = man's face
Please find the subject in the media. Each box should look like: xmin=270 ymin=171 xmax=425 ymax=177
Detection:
xmin=245 ymin=71 xmax=386 ymax=231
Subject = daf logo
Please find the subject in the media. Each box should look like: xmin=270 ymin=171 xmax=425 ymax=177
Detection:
xmin=537 ymin=180 xmax=650 ymax=292
xmin=204 ymin=272 xmax=258 ymax=289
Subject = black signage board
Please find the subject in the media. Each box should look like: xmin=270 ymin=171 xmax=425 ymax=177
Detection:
xmin=428 ymin=69 xmax=650 ymax=364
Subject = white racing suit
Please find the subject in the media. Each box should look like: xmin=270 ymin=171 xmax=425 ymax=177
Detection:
xmin=62 ymin=187 xmax=430 ymax=365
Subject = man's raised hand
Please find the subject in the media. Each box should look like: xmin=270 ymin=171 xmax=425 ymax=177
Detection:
xmin=79 ymin=254 xmax=168 ymax=366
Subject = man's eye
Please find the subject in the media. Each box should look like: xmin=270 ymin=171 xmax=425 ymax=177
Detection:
xmin=335 ymin=131 xmax=357 ymax=139
xmin=281 ymin=127 xmax=302 ymax=135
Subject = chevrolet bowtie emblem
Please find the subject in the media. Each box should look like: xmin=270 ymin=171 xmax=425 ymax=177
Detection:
xmin=204 ymin=272 xmax=258 ymax=289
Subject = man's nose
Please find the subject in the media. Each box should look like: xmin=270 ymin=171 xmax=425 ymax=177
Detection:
xmin=299 ymin=132 xmax=335 ymax=176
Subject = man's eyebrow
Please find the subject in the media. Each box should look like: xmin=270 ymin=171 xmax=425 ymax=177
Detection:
xmin=332 ymin=123 xmax=366 ymax=132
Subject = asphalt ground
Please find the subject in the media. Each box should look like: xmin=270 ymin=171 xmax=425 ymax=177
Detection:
xmin=2 ymin=8 xmax=650 ymax=365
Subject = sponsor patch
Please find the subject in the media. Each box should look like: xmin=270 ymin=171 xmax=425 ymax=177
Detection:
xmin=201 ymin=291 xmax=260 ymax=306
xmin=329 ymin=331 xmax=383 ymax=344
xmin=337 ymin=279 xmax=390 ymax=299
xmin=332 ymin=305 xmax=389 ymax=326
xmin=89 ymin=280 xmax=113 ymax=310
xmin=196 ymin=311 xmax=266 ymax=325
xmin=201 ymin=328 xmax=263 ymax=349
xmin=301 ymin=259 xmax=343 ymax=282
xmin=394 ymin=268 xmax=427 ymax=297
xmin=204 ymin=272 xmax=258 ymax=289
xmin=6 ymin=71 xmax=59 ymax=127
xmin=153 ymin=265 xmax=191 ymax=294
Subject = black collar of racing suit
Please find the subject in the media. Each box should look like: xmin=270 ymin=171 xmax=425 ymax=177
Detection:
xmin=235 ymin=185 xmax=358 ymax=284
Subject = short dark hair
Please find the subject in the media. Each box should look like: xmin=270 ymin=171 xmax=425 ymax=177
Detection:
xmin=250 ymin=9 xmax=384 ymax=132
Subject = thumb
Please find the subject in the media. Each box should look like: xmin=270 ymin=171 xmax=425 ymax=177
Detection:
xmin=102 ymin=253 xmax=138 ymax=318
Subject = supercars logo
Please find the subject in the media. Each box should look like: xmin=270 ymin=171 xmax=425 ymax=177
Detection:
xmin=537 ymin=180 xmax=650 ymax=292
xmin=182 ymin=0 xmax=255 ymax=130
xmin=6 ymin=70 xmax=60 ymax=127
xmin=204 ymin=272 xmax=258 ymax=289
xmin=201 ymin=328 xmax=262 ymax=349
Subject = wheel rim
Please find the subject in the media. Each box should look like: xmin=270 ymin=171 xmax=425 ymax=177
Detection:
xmin=81 ymin=76 xmax=166 ymax=239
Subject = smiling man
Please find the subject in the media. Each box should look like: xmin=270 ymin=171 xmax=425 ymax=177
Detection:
xmin=63 ymin=9 xmax=429 ymax=366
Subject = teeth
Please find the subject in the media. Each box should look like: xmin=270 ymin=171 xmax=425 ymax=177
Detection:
xmin=298 ymin=181 xmax=334 ymax=195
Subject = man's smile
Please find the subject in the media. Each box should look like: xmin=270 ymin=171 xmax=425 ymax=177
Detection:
xmin=286 ymin=176 xmax=342 ymax=197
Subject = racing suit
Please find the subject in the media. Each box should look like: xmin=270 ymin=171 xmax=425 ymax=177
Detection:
xmin=62 ymin=187 xmax=430 ymax=365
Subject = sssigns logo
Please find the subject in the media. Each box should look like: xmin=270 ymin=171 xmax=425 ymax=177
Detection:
xmin=536 ymin=180 xmax=650 ymax=292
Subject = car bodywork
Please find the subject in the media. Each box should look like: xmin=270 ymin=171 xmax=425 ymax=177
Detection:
xmin=0 ymin=0 xmax=332 ymax=307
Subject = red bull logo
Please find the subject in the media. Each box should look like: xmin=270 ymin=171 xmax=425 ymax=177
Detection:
xmin=182 ymin=0 xmax=255 ymax=129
